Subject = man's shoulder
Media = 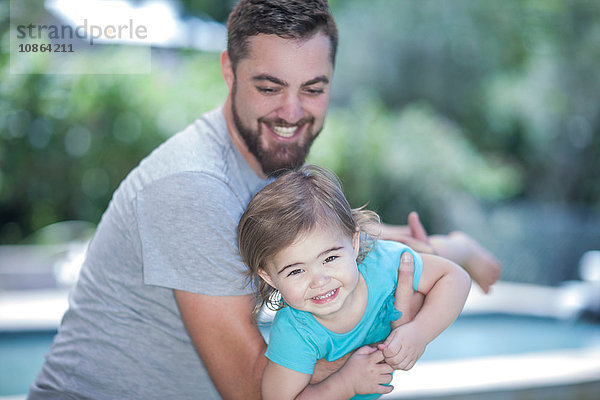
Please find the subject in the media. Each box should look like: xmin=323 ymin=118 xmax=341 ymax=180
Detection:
xmin=107 ymin=107 xmax=232 ymax=207
xmin=136 ymin=108 xmax=232 ymax=181
xmin=155 ymin=107 xmax=229 ymax=169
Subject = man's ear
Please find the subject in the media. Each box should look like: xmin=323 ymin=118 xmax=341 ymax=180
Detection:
xmin=257 ymin=268 xmax=277 ymax=289
xmin=220 ymin=50 xmax=234 ymax=91
xmin=352 ymin=230 xmax=360 ymax=259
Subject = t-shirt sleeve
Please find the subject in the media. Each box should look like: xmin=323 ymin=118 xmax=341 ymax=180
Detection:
xmin=265 ymin=311 xmax=318 ymax=376
xmin=135 ymin=172 xmax=253 ymax=296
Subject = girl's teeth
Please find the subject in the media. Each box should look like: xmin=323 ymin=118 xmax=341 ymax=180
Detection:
xmin=313 ymin=289 xmax=335 ymax=300
xmin=272 ymin=125 xmax=297 ymax=138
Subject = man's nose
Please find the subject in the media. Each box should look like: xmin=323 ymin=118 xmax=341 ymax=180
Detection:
xmin=278 ymin=93 xmax=304 ymax=123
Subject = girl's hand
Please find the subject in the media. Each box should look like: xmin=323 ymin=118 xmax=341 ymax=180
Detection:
xmin=339 ymin=346 xmax=394 ymax=396
xmin=378 ymin=324 xmax=427 ymax=371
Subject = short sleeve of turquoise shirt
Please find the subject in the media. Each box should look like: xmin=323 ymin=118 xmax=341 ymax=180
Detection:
xmin=265 ymin=308 xmax=319 ymax=375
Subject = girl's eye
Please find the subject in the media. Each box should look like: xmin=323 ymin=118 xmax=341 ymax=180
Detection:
xmin=324 ymin=256 xmax=337 ymax=264
xmin=288 ymin=269 xmax=303 ymax=277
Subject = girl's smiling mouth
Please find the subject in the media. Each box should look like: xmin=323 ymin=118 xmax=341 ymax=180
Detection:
xmin=310 ymin=288 xmax=339 ymax=304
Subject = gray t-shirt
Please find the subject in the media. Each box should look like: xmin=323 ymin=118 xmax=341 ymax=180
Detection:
xmin=29 ymin=108 xmax=268 ymax=400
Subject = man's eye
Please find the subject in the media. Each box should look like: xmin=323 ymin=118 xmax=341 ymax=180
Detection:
xmin=304 ymin=88 xmax=324 ymax=95
xmin=324 ymin=256 xmax=337 ymax=264
xmin=257 ymin=87 xmax=278 ymax=94
xmin=288 ymin=269 xmax=303 ymax=276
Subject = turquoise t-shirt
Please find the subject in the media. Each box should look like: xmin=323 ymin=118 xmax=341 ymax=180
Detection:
xmin=265 ymin=240 xmax=423 ymax=400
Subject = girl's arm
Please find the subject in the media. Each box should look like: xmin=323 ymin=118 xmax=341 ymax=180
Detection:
xmin=262 ymin=347 xmax=394 ymax=400
xmin=381 ymin=253 xmax=471 ymax=370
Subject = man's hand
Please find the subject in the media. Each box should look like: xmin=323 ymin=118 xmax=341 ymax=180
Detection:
xmin=391 ymin=252 xmax=425 ymax=328
xmin=377 ymin=212 xmax=435 ymax=254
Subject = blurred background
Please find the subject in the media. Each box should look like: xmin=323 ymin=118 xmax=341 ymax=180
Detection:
xmin=1 ymin=0 xmax=599 ymax=284
xmin=1 ymin=0 xmax=600 ymax=398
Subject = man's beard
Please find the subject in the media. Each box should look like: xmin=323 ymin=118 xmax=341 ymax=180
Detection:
xmin=231 ymin=84 xmax=320 ymax=177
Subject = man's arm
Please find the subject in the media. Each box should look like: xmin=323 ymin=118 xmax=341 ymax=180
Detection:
xmin=382 ymin=253 xmax=471 ymax=370
xmin=376 ymin=212 xmax=434 ymax=253
xmin=378 ymin=212 xmax=501 ymax=293
xmin=174 ymin=291 xmax=267 ymax=400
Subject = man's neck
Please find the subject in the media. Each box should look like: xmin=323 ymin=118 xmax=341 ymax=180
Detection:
xmin=222 ymin=97 xmax=267 ymax=179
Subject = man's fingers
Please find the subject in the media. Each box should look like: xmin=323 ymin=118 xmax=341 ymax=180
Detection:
xmin=399 ymin=251 xmax=415 ymax=280
xmin=393 ymin=235 xmax=433 ymax=253
xmin=408 ymin=211 xmax=428 ymax=242
xmin=393 ymin=251 xmax=416 ymax=326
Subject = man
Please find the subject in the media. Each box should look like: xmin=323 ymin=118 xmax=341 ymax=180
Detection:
xmin=29 ymin=1 xmax=498 ymax=399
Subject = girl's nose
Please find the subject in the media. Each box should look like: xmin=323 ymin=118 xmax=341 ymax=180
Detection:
xmin=310 ymin=268 xmax=331 ymax=288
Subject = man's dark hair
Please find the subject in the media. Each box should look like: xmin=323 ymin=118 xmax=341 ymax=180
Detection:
xmin=226 ymin=0 xmax=338 ymax=71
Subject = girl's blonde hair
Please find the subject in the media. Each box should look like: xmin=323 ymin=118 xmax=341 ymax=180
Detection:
xmin=237 ymin=165 xmax=380 ymax=317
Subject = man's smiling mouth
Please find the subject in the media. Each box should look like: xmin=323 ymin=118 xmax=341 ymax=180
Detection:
xmin=271 ymin=125 xmax=298 ymax=138
xmin=260 ymin=117 xmax=314 ymax=141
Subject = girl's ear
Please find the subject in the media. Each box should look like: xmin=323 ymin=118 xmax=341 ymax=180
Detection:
xmin=257 ymin=268 xmax=277 ymax=289
xmin=352 ymin=230 xmax=360 ymax=259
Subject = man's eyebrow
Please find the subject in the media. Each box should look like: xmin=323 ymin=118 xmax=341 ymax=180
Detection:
xmin=253 ymin=74 xmax=288 ymax=86
xmin=303 ymin=76 xmax=330 ymax=86
xmin=252 ymin=74 xmax=330 ymax=87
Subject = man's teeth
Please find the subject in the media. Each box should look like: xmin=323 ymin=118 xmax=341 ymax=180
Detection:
xmin=272 ymin=125 xmax=298 ymax=138
xmin=313 ymin=289 xmax=336 ymax=300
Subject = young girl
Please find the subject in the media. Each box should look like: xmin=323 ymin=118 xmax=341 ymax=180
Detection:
xmin=238 ymin=165 xmax=472 ymax=400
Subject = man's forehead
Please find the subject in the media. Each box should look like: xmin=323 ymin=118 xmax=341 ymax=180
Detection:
xmin=242 ymin=32 xmax=333 ymax=72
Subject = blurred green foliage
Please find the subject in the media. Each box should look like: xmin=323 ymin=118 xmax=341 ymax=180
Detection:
xmin=308 ymin=96 xmax=522 ymax=226
xmin=1 ymin=0 xmax=599 ymax=252
xmin=329 ymin=0 xmax=600 ymax=210
xmin=1 ymin=33 xmax=225 ymax=241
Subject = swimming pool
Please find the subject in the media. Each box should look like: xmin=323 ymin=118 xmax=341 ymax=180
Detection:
xmin=0 ymin=330 xmax=56 ymax=397
xmin=2 ymin=282 xmax=600 ymax=399
xmin=4 ymin=314 xmax=599 ymax=398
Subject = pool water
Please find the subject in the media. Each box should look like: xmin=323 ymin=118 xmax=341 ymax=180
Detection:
xmin=2 ymin=314 xmax=600 ymax=396
xmin=0 ymin=330 xmax=57 ymax=396
xmin=420 ymin=313 xmax=600 ymax=362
